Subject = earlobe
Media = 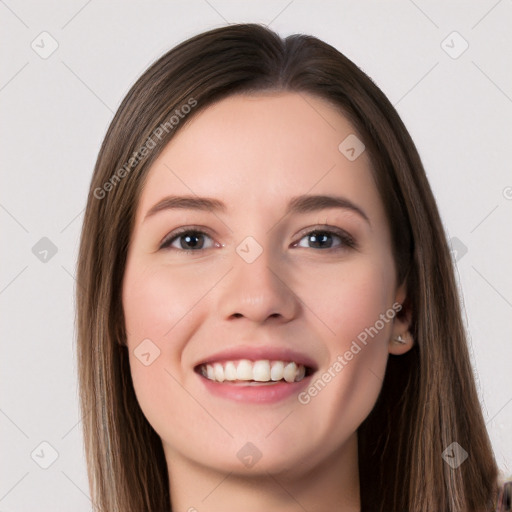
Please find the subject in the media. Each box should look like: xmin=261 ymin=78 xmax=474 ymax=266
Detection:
xmin=389 ymin=330 xmax=414 ymax=355
xmin=390 ymin=281 xmax=414 ymax=355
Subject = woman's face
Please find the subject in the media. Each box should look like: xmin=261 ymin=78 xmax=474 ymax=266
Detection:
xmin=122 ymin=92 xmax=411 ymax=479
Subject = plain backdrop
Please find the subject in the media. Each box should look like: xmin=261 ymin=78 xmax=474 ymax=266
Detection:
xmin=1 ymin=1 xmax=511 ymax=510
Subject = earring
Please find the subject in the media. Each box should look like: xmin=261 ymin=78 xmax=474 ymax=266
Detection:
xmin=393 ymin=333 xmax=408 ymax=345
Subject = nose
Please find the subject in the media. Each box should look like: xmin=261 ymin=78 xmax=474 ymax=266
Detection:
xmin=216 ymin=243 xmax=300 ymax=324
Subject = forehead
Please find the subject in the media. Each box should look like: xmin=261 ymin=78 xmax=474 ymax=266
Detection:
xmin=135 ymin=92 xmax=382 ymax=222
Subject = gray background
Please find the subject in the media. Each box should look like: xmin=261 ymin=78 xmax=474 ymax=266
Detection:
xmin=1 ymin=1 xmax=511 ymax=509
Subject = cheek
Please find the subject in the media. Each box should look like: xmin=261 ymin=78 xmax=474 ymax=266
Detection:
xmin=297 ymin=257 xmax=395 ymax=410
xmin=301 ymin=254 xmax=396 ymax=347
xmin=123 ymin=262 xmax=194 ymax=340
xmin=122 ymin=261 xmax=203 ymax=431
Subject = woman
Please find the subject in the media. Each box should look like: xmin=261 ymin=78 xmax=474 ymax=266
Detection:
xmin=76 ymin=23 xmax=511 ymax=511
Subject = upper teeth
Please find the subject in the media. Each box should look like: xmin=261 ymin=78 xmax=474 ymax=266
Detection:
xmin=200 ymin=360 xmax=307 ymax=383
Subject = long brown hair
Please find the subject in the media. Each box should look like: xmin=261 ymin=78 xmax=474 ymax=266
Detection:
xmin=76 ymin=23 xmax=509 ymax=511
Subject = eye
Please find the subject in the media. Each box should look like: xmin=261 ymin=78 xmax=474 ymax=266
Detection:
xmin=293 ymin=227 xmax=356 ymax=251
xmin=160 ymin=228 xmax=215 ymax=252
xmin=159 ymin=226 xmax=356 ymax=253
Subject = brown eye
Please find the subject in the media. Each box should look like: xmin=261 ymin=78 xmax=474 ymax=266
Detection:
xmin=160 ymin=229 xmax=214 ymax=251
xmin=294 ymin=228 xmax=356 ymax=251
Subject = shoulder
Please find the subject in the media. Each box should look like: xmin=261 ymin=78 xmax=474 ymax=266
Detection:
xmin=494 ymin=479 xmax=512 ymax=512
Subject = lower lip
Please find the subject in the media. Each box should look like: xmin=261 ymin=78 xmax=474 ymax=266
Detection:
xmin=197 ymin=373 xmax=312 ymax=404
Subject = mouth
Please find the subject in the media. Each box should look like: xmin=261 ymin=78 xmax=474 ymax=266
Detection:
xmin=194 ymin=359 xmax=316 ymax=385
xmin=193 ymin=346 xmax=318 ymax=403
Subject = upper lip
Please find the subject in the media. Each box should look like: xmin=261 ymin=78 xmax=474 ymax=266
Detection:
xmin=194 ymin=345 xmax=318 ymax=371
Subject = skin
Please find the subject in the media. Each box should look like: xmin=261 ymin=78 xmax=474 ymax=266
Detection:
xmin=122 ymin=92 xmax=413 ymax=512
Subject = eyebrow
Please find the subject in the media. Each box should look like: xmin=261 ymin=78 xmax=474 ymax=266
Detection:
xmin=143 ymin=194 xmax=370 ymax=225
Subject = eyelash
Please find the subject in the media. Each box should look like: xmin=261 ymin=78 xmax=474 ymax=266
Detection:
xmin=159 ymin=225 xmax=357 ymax=253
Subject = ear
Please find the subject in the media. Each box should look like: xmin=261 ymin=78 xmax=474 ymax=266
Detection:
xmin=389 ymin=280 xmax=414 ymax=355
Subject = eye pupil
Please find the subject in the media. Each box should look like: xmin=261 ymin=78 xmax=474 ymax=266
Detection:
xmin=181 ymin=233 xmax=203 ymax=250
xmin=309 ymin=232 xmax=332 ymax=249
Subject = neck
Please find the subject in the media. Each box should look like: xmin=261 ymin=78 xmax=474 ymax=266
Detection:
xmin=165 ymin=433 xmax=361 ymax=512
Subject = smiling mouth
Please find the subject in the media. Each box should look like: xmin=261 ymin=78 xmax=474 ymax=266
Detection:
xmin=195 ymin=359 xmax=315 ymax=384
